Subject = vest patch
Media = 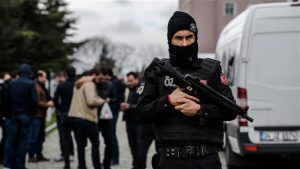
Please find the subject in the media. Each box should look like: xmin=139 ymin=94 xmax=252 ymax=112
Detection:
xmin=164 ymin=76 xmax=176 ymax=87
xmin=137 ymin=82 xmax=145 ymax=95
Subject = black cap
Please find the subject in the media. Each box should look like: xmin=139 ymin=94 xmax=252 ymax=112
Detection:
xmin=167 ymin=11 xmax=198 ymax=44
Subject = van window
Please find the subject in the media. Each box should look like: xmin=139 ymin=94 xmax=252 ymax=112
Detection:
xmin=248 ymin=32 xmax=300 ymax=88
xmin=222 ymin=53 xmax=228 ymax=74
xmin=227 ymin=55 xmax=235 ymax=85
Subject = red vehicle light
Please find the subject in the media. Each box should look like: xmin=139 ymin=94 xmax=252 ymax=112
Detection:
xmin=244 ymin=145 xmax=257 ymax=152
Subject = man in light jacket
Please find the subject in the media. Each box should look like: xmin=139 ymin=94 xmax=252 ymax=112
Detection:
xmin=68 ymin=71 xmax=105 ymax=169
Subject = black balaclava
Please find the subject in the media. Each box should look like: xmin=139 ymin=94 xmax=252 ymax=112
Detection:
xmin=167 ymin=11 xmax=199 ymax=68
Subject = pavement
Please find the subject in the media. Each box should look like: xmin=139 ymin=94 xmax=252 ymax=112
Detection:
xmin=25 ymin=112 xmax=227 ymax=169
xmin=26 ymin=113 xmax=155 ymax=169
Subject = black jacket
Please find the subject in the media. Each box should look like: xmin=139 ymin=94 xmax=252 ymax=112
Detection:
xmin=0 ymin=80 xmax=11 ymax=117
xmin=10 ymin=64 xmax=38 ymax=116
xmin=110 ymin=76 xmax=125 ymax=113
xmin=96 ymin=81 xmax=117 ymax=116
xmin=54 ymin=79 xmax=75 ymax=113
xmin=122 ymin=84 xmax=140 ymax=122
xmin=10 ymin=76 xmax=38 ymax=115
xmin=136 ymin=58 xmax=237 ymax=146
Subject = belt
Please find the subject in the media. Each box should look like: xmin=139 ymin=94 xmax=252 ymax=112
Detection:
xmin=159 ymin=145 xmax=219 ymax=159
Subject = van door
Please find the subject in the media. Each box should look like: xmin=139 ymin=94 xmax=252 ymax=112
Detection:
xmin=247 ymin=11 xmax=300 ymax=127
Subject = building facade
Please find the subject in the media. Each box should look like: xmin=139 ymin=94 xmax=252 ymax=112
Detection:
xmin=179 ymin=0 xmax=294 ymax=54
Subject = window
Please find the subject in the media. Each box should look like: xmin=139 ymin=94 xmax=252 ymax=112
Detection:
xmin=220 ymin=51 xmax=235 ymax=85
xmin=227 ymin=55 xmax=235 ymax=85
xmin=221 ymin=53 xmax=228 ymax=75
xmin=224 ymin=2 xmax=235 ymax=16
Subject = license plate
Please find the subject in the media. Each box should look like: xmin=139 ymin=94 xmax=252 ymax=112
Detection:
xmin=259 ymin=131 xmax=298 ymax=142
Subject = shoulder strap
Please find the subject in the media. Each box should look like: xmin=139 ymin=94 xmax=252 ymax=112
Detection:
xmin=146 ymin=58 xmax=172 ymax=75
xmin=199 ymin=58 xmax=220 ymax=79
xmin=161 ymin=58 xmax=172 ymax=67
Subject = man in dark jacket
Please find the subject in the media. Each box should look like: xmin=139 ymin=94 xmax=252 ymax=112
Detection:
xmin=121 ymin=71 xmax=154 ymax=169
xmin=105 ymin=68 xmax=125 ymax=165
xmin=53 ymin=71 xmax=67 ymax=162
xmin=54 ymin=66 xmax=76 ymax=169
xmin=95 ymin=68 xmax=117 ymax=169
xmin=136 ymin=11 xmax=237 ymax=169
xmin=3 ymin=64 xmax=38 ymax=169
xmin=0 ymin=73 xmax=12 ymax=163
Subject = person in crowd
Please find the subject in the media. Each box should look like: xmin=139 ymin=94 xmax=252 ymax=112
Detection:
xmin=28 ymin=70 xmax=53 ymax=162
xmin=53 ymin=70 xmax=68 ymax=162
xmin=104 ymin=68 xmax=125 ymax=165
xmin=0 ymin=72 xmax=12 ymax=164
xmin=68 ymin=70 xmax=105 ymax=169
xmin=54 ymin=67 xmax=76 ymax=169
xmin=95 ymin=68 xmax=117 ymax=169
xmin=121 ymin=71 xmax=154 ymax=169
xmin=3 ymin=64 xmax=38 ymax=169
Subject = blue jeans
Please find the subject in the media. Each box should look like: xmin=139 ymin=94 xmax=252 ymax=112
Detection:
xmin=73 ymin=118 xmax=101 ymax=169
xmin=28 ymin=116 xmax=45 ymax=157
xmin=4 ymin=114 xmax=32 ymax=169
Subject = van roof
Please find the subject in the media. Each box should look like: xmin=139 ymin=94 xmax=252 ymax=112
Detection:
xmin=218 ymin=2 xmax=299 ymax=47
xmin=248 ymin=1 xmax=300 ymax=8
xmin=221 ymin=2 xmax=298 ymax=34
xmin=218 ymin=10 xmax=249 ymax=45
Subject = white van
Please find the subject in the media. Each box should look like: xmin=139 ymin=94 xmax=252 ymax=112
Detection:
xmin=216 ymin=2 xmax=300 ymax=168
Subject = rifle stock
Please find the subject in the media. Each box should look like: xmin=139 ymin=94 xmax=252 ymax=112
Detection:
xmin=151 ymin=57 xmax=253 ymax=122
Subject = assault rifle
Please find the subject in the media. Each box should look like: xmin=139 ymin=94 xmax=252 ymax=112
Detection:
xmin=150 ymin=57 xmax=253 ymax=122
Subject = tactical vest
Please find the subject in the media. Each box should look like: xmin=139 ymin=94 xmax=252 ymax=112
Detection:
xmin=154 ymin=58 xmax=224 ymax=145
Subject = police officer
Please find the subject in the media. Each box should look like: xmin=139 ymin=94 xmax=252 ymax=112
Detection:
xmin=136 ymin=11 xmax=237 ymax=169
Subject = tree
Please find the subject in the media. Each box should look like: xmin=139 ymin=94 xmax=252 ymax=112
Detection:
xmin=97 ymin=38 xmax=115 ymax=69
xmin=138 ymin=44 xmax=168 ymax=71
xmin=110 ymin=43 xmax=135 ymax=75
xmin=70 ymin=37 xmax=137 ymax=76
xmin=0 ymin=0 xmax=78 ymax=74
xmin=70 ymin=37 xmax=115 ymax=74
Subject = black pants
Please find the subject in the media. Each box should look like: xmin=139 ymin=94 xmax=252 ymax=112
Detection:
xmin=137 ymin=123 xmax=155 ymax=169
xmin=73 ymin=118 xmax=101 ymax=169
xmin=56 ymin=114 xmax=64 ymax=157
xmin=98 ymin=120 xmax=113 ymax=169
xmin=152 ymin=153 xmax=222 ymax=169
xmin=110 ymin=110 xmax=119 ymax=163
xmin=126 ymin=122 xmax=154 ymax=169
xmin=60 ymin=114 xmax=75 ymax=167
xmin=57 ymin=114 xmax=74 ymax=156
xmin=0 ymin=117 xmax=5 ymax=163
